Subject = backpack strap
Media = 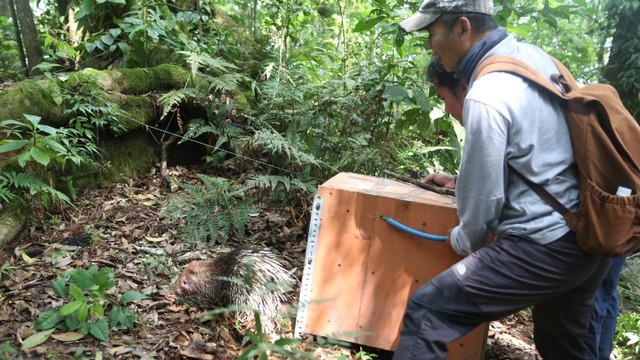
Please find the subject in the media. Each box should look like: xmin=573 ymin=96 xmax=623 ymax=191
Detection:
xmin=507 ymin=165 xmax=571 ymax=216
xmin=475 ymin=56 xmax=575 ymax=218
xmin=474 ymin=56 xmax=572 ymax=99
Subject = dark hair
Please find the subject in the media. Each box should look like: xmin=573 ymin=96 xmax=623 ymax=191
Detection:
xmin=427 ymin=58 xmax=460 ymax=97
xmin=438 ymin=13 xmax=498 ymax=34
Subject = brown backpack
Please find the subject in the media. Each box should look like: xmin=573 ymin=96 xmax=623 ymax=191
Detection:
xmin=475 ymin=56 xmax=640 ymax=256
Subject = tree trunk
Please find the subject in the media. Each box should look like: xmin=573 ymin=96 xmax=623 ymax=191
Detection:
xmin=12 ymin=0 xmax=42 ymax=75
xmin=603 ymin=0 xmax=640 ymax=121
xmin=0 ymin=0 xmax=10 ymax=16
xmin=8 ymin=0 xmax=27 ymax=74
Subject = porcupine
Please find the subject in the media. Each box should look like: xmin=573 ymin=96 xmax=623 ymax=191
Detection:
xmin=174 ymin=246 xmax=295 ymax=329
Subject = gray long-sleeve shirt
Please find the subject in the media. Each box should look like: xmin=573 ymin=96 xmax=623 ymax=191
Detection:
xmin=449 ymin=35 xmax=580 ymax=256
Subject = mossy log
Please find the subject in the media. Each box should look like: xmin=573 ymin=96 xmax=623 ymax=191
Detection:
xmin=0 ymin=200 xmax=28 ymax=247
xmin=0 ymin=64 xmax=210 ymax=247
xmin=0 ymin=64 xmax=202 ymax=130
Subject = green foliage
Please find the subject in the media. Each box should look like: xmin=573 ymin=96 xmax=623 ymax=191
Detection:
xmin=236 ymin=313 xmax=305 ymax=360
xmin=354 ymin=347 xmax=379 ymax=360
xmin=33 ymin=265 xmax=146 ymax=342
xmin=0 ymin=113 xmax=101 ymax=206
xmin=620 ymin=256 xmax=640 ymax=311
xmin=63 ymin=74 xmax=125 ymax=137
xmin=615 ymin=311 xmax=640 ymax=357
xmin=0 ymin=171 xmax=70 ymax=206
xmin=0 ymin=341 xmax=16 ymax=360
xmin=162 ymin=175 xmax=255 ymax=245
xmin=0 ymin=16 xmax=22 ymax=81
xmin=0 ymin=264 xmax=17 ymax=282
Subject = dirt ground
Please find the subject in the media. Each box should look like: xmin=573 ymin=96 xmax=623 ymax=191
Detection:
xmin=0 ymin=166 xmax=541 ymax=359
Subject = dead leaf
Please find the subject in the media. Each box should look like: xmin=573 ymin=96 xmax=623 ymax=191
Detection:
xmin=51 ymin=332 xmax=85 ymax=342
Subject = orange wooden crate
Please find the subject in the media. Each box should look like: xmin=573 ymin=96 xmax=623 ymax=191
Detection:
xmin=296 ymin=172 xmax=487 ymax=359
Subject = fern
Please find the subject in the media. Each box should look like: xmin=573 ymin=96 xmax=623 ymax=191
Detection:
xmin=158 ymin=87 xmax=202 ymax=120
xmin=245 ymin=174 xmax=314 ymax=194
xmin=245 ymin=128 xmax=320 ymax=168
xmin=178 ymin=51 xmax=238 ymax=76
xmin=180 ymin=118 xmax=245 ymax=152
xmin=0 ymin=186 xmax=17 ymax=204
xmin=206 ymin=73 xmax=247 ymax=92
xmin=162 ymin=175 xmax=255 ymax=245
xmin=0 ymin=171 xmax=70 ymax=205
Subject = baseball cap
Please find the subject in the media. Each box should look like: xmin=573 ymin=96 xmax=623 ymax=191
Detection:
xmin=399 ymin=0 xmax=494 ymax=33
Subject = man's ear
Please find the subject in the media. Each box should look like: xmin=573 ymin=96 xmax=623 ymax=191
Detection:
xmin=457 ymin=17 xmax=472 ymax=38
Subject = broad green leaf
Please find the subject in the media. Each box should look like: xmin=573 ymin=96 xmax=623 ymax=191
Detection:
xmin=51 ymin=279 xmax=68 ymax=297
xmin=0 ymin=119 xmax=25 ymax=127
xmin=59 ymin=300 xmax=83 ymax=316
xmin=353 ymin=15 xmax=386 ymax=32
xmin=34 ymin=123 xmax=57 ymax=135
xmin=120 ymin=290 xmax=146 ymax=304
xmin=16 ymin=151 xmax=32 ymax=168
xmin=89 ymin=320 xmax=109 ymax=341
xmin=100 ymin=34 xmax=114 ymax=46
xmin=109 ymin=306 xmax=135 ymax=328
xmin=69 ymin=284 xmax=85 ymax=301
xmin=69 ymin=269 xmax=96 ymax=291
xmin=413 ymin=88 xmax=431 ymax=112
xmin=45 ymin=139 xmax=67 ymax=155
xmin=21 ymin=329 xmax=55 ymax=350
xmin=22 ymin=114 xmax=41 ymax=125
xmin=77 ymin=302 xmax=88 ymax=323
xmin=30 ymin=147 xmax=51 ymax=166
xmin=93 ymin=267 xmax=116 ymax=292
xmin=383 ymin=85 xmax=409 ymax=103
xmin=0 ymin=140 xmax=29 ymax=153
xmin=91 ymin=302 xmax=104 ymax=318
xmin=34 ymin=309 xmax=61 ymax=330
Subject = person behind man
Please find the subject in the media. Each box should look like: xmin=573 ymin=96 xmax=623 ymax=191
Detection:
xmin=584 ymin=253 xmax=628 ymax=359
xmin=393 ymin=1 xmax=610 ymax=359
xmin=426 ymin=56 xmax=625 ymax=360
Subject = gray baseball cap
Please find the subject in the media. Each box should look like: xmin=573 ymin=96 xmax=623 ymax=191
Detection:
xmin=399 ymin=0 xmax=494 ymax=33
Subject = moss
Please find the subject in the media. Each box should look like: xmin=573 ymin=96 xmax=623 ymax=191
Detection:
xmin=109 ymin=93 xmax=158 ymax=131
xmin=98 ymin=133 xmax=157 ymax=185
xmin=152 ymin=64 xmax=195 ymax=90
xmin=0 ymin=80 xmax=65 ymax=124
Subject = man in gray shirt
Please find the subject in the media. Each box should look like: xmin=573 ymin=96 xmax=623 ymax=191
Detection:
xmin=393 ymin=1 xmax=610 ymax=359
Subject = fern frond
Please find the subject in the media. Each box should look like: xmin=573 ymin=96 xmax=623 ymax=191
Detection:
xmin=249 ymin=129 xmax=320 ymax=167
xmin=0 ymin=186 xmax=18 ymax=204
xmin=162 ymin=174 xmax=253 ymax=245
xmin=246 ymin=174 xmax=315 ymax=194
xmin=178 ymin=51 xmax=238 ymax=75
xmin=0 ymin=171 xmax=70 ymax=204
xmin=208 ymin=73 xmax=246 ymax=92
xmin=158 ymin=87 xmax=202 ymax=120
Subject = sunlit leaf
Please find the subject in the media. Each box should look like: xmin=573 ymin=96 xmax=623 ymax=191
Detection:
xmin=0 ymin=140 xmax=29 ymax=153
xmin=89 ymin=319 xmax=109 ymax=341
xmin=120 ymin=291 xmax=146 ymax=304
xmin=21 ymin=329 xmax=55 ymax=350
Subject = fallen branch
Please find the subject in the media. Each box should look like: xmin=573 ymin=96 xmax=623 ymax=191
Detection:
xmin=383 ymin=170 xmax=456 ymax=197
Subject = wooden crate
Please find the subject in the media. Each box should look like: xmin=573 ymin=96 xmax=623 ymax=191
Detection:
xmin=296 ymin=172 xmax=487 ymax=359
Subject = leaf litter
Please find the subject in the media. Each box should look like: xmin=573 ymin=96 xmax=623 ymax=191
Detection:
xmin=0 ymin=165 xmax=539 ymax=359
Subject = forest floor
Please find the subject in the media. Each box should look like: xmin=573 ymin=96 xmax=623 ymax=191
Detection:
xmin=0 ymin=166 xmax=541 ymax=359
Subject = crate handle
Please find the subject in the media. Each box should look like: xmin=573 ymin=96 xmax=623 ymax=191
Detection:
xmin=380 ymin=216 xmax=447 ymax=241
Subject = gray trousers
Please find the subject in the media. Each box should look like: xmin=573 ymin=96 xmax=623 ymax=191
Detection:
xmin=393 ymin=231 xmax=610 ymax=360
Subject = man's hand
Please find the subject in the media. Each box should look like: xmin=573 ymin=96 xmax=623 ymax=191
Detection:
xmin=423 ymin=173 xmax=456 ymax=189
